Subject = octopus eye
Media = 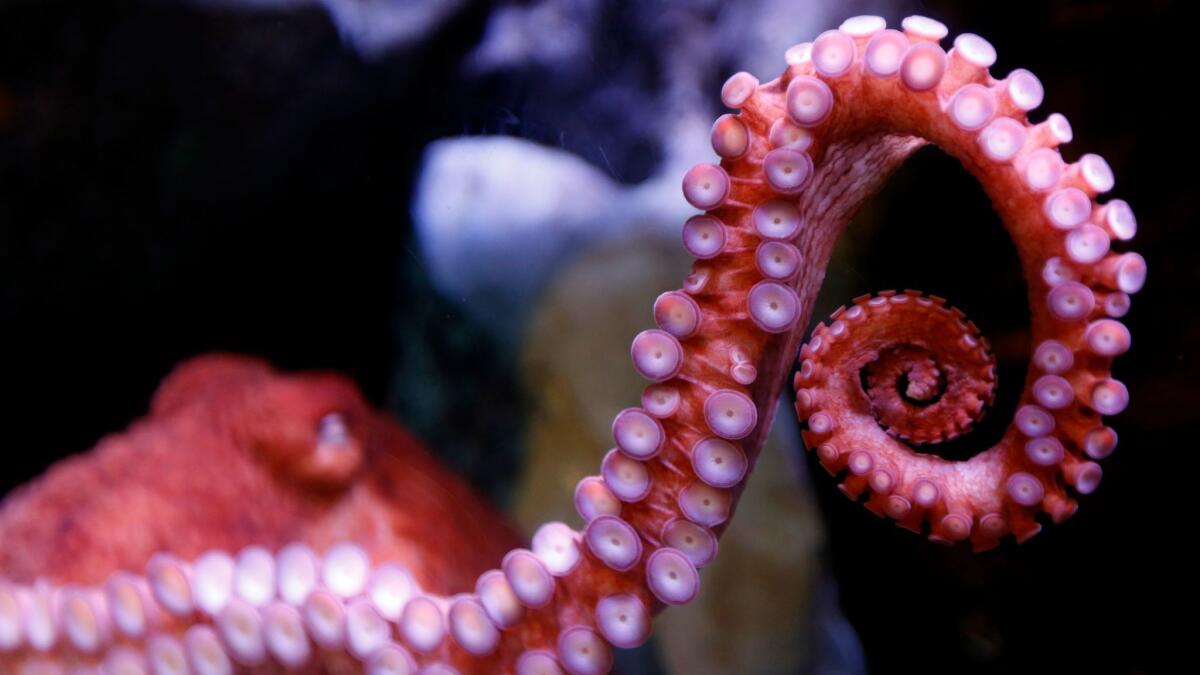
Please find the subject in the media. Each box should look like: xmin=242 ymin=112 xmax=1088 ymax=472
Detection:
xmin=317 ymin=413 xmax=351 ymax=448
xmin=274 ymin=410 xmax=363 ymax=489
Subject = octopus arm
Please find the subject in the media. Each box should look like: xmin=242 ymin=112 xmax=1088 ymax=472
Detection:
xmin=0 ymin=14 xmax=1143 ymax=675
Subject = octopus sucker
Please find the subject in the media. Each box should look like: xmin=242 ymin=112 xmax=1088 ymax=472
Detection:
xmin=0 ymin=14 xmax=1142 ymax=674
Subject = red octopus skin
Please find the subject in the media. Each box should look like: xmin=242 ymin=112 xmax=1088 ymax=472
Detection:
xmin=0 ymin=13 xmax=1143 ymax=675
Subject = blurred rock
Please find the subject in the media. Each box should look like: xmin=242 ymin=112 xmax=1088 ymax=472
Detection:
xmin=413 ymin=133 xmax=704 ymax=344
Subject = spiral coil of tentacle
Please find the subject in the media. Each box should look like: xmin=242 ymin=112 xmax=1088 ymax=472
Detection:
xmin=773 ymin=17 xmax=1143 ymax=551
xmin=0 ymin=14 xmax=1143 ymax=675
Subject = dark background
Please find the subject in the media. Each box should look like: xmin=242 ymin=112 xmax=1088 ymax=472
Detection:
xmin=1 ymin=1 xmax=1193 ymax=673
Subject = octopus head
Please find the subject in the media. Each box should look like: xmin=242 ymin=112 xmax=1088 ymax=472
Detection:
xmin=153 ymin=353 xmax=370 ymax=492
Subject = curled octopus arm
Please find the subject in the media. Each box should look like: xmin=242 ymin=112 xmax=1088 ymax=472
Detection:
xmin=0 ymin=14 xmax=1143 ymax=675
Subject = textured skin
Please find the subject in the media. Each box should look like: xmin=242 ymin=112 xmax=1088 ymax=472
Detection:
xmin=0 ymin=15 xmax=1143 ymax=675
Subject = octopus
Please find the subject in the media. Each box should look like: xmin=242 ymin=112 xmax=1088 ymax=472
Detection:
xmin=0 ymin=14 xmax=1144 ymax=675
